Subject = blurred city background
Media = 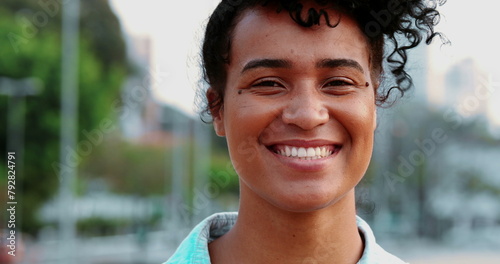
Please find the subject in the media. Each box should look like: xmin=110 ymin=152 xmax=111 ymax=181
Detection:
xmin=0 ymin=0 xmax=499 ymax=263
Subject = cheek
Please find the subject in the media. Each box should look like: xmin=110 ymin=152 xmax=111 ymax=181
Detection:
xmin=331 ymin=97 xmax=375 ymax=181
xmin=223 ymin=96 xmax=276 ymax=163
xmin=224 ymin=95 xmax=281 ymax=134
xmin=333 ymin=97 xmax=376 ymax=144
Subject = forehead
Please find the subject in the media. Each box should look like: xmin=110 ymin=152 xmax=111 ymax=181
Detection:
xmin=230 ymin=6 xmax=370 ymax=71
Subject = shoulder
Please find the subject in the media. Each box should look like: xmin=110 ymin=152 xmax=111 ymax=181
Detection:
xmin=356 ymin=216 xmax=409 ymax=264
xmin=164 ymin=212 xmax=238 ymax=264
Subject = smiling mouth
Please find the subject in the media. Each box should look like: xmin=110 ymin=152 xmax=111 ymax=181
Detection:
xmin=268 ymin=145 xmax=342 ymax=160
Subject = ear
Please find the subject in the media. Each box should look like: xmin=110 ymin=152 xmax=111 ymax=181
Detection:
xmin=206 ymin=88 xmax=225 ymax=137
xmin=373 ymin=107 xmax=378 ymax=131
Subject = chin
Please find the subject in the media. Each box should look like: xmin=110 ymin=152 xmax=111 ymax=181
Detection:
xmin=269 ymin=189 xmax=349 ymax=214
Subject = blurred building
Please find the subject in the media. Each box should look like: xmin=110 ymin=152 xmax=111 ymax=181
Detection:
xmin=444 ymin=58 xmax=490 ymax=118
xmin=120 ymin=33 xmax=197 ymax=146
xmin=364 ymin=42 xmax=500 ymax=249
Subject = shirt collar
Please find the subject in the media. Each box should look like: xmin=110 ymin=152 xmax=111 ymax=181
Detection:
xmin=165 ymin=212 xmax=406 ymax=264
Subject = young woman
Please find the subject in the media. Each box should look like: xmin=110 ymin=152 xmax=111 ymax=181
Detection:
xmin=166 ymin=0 xmax=446 ymax=263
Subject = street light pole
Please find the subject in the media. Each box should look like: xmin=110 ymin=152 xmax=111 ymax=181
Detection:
xmin=58 ymin=0 xmax=80 ymax=263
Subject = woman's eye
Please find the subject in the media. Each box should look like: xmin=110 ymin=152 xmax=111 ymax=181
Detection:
xmin=252 ymin=80 xmax=282 ymax=87
xmin=323 ymin=78 xmax=356 ymax=95
xmin=325 ymin=79 xmax=354 ymax=87
xmin=247 ymin=79 xmax=286 ymax=96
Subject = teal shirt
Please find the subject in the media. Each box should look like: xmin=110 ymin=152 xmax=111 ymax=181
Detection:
xmin=165 ymin=212 xmax=407 ymax=264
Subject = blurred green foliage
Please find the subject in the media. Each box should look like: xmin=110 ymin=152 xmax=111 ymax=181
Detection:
xmin=80 ymin=133 xmax=168 ymax=196
xmin=209 ymin=154 xmax=239 ymax=196
xmin=79 ymin=129 xmax=239 ymax=209
xmin=0 ymin=0 xmax=127 ymax=235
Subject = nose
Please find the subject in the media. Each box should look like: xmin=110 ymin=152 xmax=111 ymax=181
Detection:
xmin=282 ymin=89 xmax=329 ymax=130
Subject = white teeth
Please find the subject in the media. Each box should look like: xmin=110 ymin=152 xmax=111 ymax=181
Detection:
xmin=275 ymin=145 xmax=336 ymax=159
xmin=291 ymin=147 xmax=298 ymax=156
xmin=298 ymin=148 xmax=307 ymax=158
xmin=306 ymin=147 xmax=315 ymax=157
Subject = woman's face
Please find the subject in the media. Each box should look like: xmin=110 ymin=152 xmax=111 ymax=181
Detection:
xmin=211 ymin=6 xmax=377 ymax=212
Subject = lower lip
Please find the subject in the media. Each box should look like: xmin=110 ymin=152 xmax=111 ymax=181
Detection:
xmin=267 ymin=148 xmax=340 ymax=172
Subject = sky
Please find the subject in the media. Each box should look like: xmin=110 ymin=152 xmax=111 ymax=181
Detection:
xmin=426 ymin=0 xmax=500 ymax=128
xmin=109 ymin=0 xmax=500 ymax=128
xmin=109 ymin=0 xmax=219 ymax=116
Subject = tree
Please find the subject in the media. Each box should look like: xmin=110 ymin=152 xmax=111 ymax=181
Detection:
xmin=0 ymin=0 xmax=127 ymax=235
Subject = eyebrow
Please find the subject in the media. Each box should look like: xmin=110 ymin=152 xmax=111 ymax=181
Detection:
xmin=316 ymin=58 xmax=365 ymax=74
xmin=241 ymin=58 xmax=365 ymax=74
xmin=241 ymin=59 xmax=292 ymax=74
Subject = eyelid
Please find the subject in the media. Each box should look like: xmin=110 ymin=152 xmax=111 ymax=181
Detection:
xmin=251 ymin=77 xmax=286 ymax=87
xmin=323 ymin=77 xmax=356 ymax=87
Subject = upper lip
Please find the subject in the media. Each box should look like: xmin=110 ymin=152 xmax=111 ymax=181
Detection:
xmin=263 ymin=139 xmax=342 ymax=148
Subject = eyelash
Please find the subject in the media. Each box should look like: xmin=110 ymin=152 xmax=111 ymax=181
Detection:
xmin=252 ymin=79 xmax=284 ymax=87
xmin=324 ymin=78 xmax=355 ymax=87
xmin=252 ymin=78 xmax=355 ymax=87
xmin=247 ymin=77 xmax=357 ymax=96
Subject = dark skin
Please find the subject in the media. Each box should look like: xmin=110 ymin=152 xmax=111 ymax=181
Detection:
xmin=208 ymin=3 xmax=377 ymax=263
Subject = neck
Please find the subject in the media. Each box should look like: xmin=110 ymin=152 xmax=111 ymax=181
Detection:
xmin=209 ymin=186 xmax=363 ymax=264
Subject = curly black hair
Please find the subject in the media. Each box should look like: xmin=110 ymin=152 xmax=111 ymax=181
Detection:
xmin=200 ymin=0 xmax=448 ymax=119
